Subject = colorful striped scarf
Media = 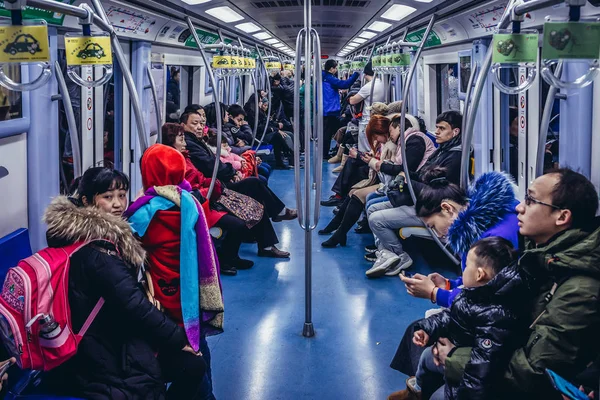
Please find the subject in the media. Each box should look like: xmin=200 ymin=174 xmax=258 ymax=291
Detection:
xmin=126 ymin=181 xmax=223 ymax=352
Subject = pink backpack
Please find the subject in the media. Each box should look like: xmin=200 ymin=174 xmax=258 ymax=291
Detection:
xmin=0 ymin=242 xmax=104 ymax=371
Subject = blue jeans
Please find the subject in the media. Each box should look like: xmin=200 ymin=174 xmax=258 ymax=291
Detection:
xmin=365 ymin=192 xmax=388 ymax=210
xmin=416 ymin=346 xmax=445 ymax=400
xmin=258 ymin=163 xmax=271 ymax=182
xmin=199 ymin=336 xmax=216 ymax=400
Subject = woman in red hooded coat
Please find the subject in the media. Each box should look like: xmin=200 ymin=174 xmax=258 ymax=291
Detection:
xmin=161 ymin=123 xmax=288 ymax=275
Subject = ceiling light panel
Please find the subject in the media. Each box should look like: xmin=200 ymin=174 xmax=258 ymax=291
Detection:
xmin=205 ymin=6 xmax=244 ymax=23
xmin=182 ymin=0 xmax=211 ymax=4
xmin=358 ymin=31 xmax=377 ymax=39
xmin=381 ymin=4 xmax=417 ymax=21
xmin=235 ymin=22 xmax=261 ymax=33
xmin=253 ymin=32 xmax=272 ymax=40
xmin=414 ymin=0 xmax=434 ymax=2
xmin=367 ymin=21 xmax=392 ymax=32
xmin=352 ymin=38 xmax=367 ymax=44
xmin=265 ymin=38 xmax=280 ymax=44
xmin=273 ymin=43 xmax=286 ymax=48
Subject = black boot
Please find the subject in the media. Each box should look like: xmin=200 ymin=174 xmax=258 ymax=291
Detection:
xmin=354 ymin=214 xmax=372 ymax=234
xmin=318 ymin=196 xmax=350 ymax=235
xmin=321 ymin=196 xmax=364 ymax=248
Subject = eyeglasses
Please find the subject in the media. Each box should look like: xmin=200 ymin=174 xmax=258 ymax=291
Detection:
xmin=524 ymin=193 xmax=562 ymax=210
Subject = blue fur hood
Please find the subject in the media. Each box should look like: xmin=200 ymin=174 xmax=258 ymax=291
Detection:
xmin=447 ymin=172 xmax=518 ymax=256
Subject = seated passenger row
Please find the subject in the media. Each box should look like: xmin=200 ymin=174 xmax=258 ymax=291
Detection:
xmin=316 ymin=97 xmax=600 ymax=399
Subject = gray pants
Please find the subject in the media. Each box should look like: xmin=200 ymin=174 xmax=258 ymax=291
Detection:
xmin=416 ymin=346 xmax=446 ymax=400
xmin=367 ymin=201 xmax=423 ymax=254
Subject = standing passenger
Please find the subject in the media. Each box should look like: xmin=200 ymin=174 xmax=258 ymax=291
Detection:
xmin=322 ymin=60 xmax=360 ymax=157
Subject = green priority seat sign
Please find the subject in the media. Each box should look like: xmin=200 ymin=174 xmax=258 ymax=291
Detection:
xmin=0 ymin=0 xmax=74 ymax=25
xmin=493 ymin=33 xmax=539 ymax=64
xmin=542 ymin=22 xmax=600 ymax=60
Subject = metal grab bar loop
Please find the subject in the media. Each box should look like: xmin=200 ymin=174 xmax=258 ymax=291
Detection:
xmin=66 ymin=65 xmax=113 ymax=88
xmin=0 ymin=62 xmax=52 ymax=91
xmin=540 ymin=59 xmax=599 ymax=89
xmin=490 ymin=63 xmax=537 ymax=94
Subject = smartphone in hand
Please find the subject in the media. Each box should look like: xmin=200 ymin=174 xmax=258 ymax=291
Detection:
xmin=546 ymin=369 xmax=590 ymax=400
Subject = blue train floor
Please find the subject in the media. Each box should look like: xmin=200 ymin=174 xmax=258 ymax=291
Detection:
xmin=210 ymin=163 xmax=459 ymax=400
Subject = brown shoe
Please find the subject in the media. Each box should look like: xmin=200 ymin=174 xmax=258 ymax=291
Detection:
xmin=388 ymin=377 xmax=421 ymax=400
xmin=258 ymin=246 xmax=290 ymax=258
xmin=272 ymin=208 xmax=298 ymax=222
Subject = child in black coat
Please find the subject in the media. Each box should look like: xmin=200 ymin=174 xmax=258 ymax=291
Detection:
xmin=392 ymin=237 xmax=529 ymax=400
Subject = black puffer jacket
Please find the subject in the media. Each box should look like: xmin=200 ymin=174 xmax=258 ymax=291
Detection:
xmin=413 ymin=134 xmax=463 ymax=185
xmin=43 ymin=197 xmax=190 ymax=400
xmin=185 ymin=131 xmax=237 ymax=183
xmin=416 ymin=263 xmax=530 ymax=400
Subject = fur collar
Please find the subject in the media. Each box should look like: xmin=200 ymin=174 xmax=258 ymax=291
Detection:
xmin=447 ymin=171 xmax=518 ymax=256
xmin=43 ymin=196 xmax=146 ymax=267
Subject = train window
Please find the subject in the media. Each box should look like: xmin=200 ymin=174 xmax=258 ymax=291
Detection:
xmin=540 ymin=66 xmax=560 ymax=173
xmin=0 ymin=65 xmax=22 ymax=121
xmin=435 ymin=63 xmax=460 ymax=113
xmin=166 ymin=65 xmax=181 ymax=112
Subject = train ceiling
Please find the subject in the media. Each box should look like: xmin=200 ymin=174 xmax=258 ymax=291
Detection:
xmin=164 ymin=0 xmax=447 ymax=56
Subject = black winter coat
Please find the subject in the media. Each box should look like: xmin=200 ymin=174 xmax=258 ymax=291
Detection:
xmin=43 ymin=197 xmax=190 ymax=400
xmin=185 ymin=131 xmax=237 ymax=183
xmin=416 ymin=263 xmax=530 ymax=400
xmin=412 ymin=134 xmax=463 ymax=185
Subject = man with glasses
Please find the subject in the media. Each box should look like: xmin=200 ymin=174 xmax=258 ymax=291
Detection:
xmin=435 ymin=168 xmax=600 ymax=399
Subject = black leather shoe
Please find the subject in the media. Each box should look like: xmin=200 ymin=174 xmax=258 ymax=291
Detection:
xmin=231 ymin=257 xmax=254 ymax=270
xmin=321 ymin=195 xmax=343 ymax=207
xmin=258 ymin=246 xmax=290 ymax=258
xmin=272 ymin=208 xmax=298 ymax=222
xmin=220 ymin=264 xmax=237 ymax=276
xmin=321 ymin=232 xmax=347 ymax=248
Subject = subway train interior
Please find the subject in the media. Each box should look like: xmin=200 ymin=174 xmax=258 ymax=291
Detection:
xmin=0 ymin=0 xmax=599 ymax=398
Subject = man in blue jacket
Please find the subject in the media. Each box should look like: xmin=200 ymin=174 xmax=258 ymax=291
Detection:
xmin=322 ymin=60 xmax=360 ymax=157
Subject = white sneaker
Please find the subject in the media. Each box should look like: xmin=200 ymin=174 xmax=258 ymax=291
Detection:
xmin=366 ymin=250 xmax=400 ymax=278
xmin=385 ymin=252 xmax=413 ymax=276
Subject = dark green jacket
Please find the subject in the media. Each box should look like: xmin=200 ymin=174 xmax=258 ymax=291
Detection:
xmin=445 ymin=222 xmax=600 ymax=398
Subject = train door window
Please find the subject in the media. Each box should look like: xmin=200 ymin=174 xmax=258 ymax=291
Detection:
xmin=0 ymin=65 xmax=22 ymax=121
xmin=435 ymin=63 xmax=460 ymax=113
xmin=540 ymin=65 xmax=560 ymax=173
xmin=103 ymin=76 xmax=115 ymax=169
xmin=166 ymin=65 xmax=181 ymax=112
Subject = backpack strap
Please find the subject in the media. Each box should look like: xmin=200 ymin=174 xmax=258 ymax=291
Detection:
xmin=77 ymin=298 xmax=104 ymax=338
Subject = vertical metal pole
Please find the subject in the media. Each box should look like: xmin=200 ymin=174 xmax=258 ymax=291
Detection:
xmin=54 ymin=60 xmax=82 ymax=179
xmin=459 ymin=62 xmax=479 ymax=189
xmin=90 ymin=0 xmax=148 ymax=151
xmin=146 ymin=64 xmax=162 ymax=144
xmin=536 ymin=63 xmax=562 ymax=177
xmin=302 ymin=0 xmax=315 ymax=338
xmin=185 ymin=17 xmax=222 ymax=200
xmin=311 ymin=29 xmax=324 ymax=228
xmin=293 ymin=29 xmax=306 ymax=229
xmin=398 ymin=15 xmax=459 ymax=265
xmin=255 ymin=45 xmax=271 ymax=148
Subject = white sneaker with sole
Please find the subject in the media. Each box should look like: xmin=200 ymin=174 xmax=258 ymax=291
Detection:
xmin=366 ymin=250 xmax=400 ymax=278
xmin=385 ymin=252 xmax=413 ymax=276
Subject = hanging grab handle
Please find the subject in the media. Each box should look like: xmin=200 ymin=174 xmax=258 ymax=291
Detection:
xmin=67 ymin=65 xmax=113 ymax=88
xmin=0 ymin=62 xmax=52 ymax=91
xmin=490 ymin=22 xmax=539 ymax=95
xmin=540 ymin=59 xmax=599 ymax=89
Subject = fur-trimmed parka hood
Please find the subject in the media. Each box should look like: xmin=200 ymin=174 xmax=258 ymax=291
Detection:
xmin=447 ymin=171 xmax=519 ymax=256
xmin=43 ymin=196 xmax=145 ymax=267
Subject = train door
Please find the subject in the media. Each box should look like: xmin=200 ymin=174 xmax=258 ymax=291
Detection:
xmin=421 ymin=46 xmax=469 ymax=134
xmin=493 ymin=47 xmax=541 ymax=200
xmin=152 ymin=48 xmax=210 ymax=120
